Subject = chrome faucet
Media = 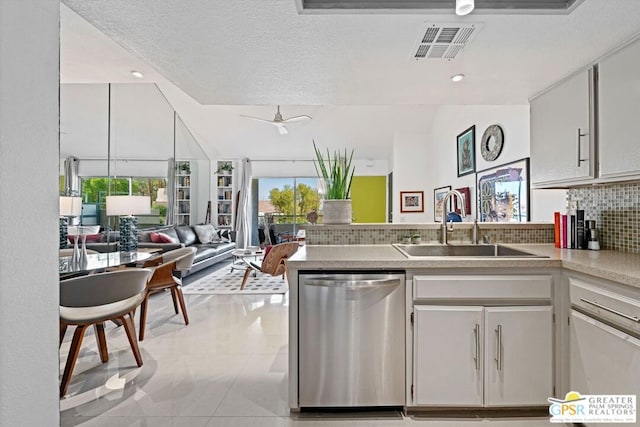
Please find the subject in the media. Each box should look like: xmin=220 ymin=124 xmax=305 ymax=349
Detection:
xmin=440 ymin=189 xmax=466 ymax=245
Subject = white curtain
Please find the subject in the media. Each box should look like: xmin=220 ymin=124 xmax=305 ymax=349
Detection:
xmin=235 ymin=158 xmax=252 ymax=249
xmin=63 ymin=156 xmax=80 ymax=196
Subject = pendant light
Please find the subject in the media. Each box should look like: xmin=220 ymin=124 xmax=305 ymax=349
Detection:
xmin=456 ymin=0 xmax=474 ymax=16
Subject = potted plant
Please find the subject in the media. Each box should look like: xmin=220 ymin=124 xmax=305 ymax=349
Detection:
xmin=313 ymin=140 xmax=355 ymax=224
xmin=215 ymin=162 xmax=234 ymax=174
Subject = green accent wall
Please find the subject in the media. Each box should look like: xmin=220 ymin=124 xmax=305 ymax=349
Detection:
xmin=351 ymin=176 xmax=386 ymax=223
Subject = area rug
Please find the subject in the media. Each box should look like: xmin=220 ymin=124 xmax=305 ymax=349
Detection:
xmin=182 ymin=262 xmax=288 ymax=295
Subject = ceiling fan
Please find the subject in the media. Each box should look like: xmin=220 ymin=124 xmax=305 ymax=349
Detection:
xmin=240 ymin=105 xmax=312 ymax=135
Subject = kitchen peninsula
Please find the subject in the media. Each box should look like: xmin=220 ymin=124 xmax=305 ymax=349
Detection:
xmin=286 ymin=239 xmax=640 ymax=414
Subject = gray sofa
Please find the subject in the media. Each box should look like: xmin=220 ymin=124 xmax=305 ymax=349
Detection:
xmin=85 ymin=224 xmax=236 ymax=277
xmin=138 ymin=225 xmax=236 ymax=277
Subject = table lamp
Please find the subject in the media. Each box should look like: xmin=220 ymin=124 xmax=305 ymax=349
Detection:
xmin=106 ymin=195 xmax=151 ymax=252
xmin=59 ymin=196 xmax=82 ymax=249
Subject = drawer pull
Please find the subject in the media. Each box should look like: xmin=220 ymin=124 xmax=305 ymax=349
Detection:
xmin=580 ymin=298 xmax=640 ymax=323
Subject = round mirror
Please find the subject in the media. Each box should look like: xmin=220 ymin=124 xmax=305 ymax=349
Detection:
xmin=481 ymin=124 xmax=504 ymax=161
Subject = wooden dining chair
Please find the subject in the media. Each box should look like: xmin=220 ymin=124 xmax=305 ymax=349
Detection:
xmin=138 ymin=247 xmax=197 ymax=341
xmin=59 ymin=268 xmax=152 ymax=397
xmin=240 ymin=242 xmax=299 ymax=290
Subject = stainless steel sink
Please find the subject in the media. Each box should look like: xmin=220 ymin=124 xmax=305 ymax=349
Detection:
xmin=393 ymin=244 xmax=547 ymax=258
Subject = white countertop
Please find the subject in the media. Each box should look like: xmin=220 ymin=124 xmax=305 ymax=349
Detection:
xmin=287 ymin=244 xmax=640 ymax=289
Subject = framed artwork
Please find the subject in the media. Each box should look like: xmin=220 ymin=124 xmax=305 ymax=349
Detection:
xmin=476 ymin=157 xmax=530 ymax=223
xmin=433 ymin=186 xmax=451 ymax=222
xmin=457 ymin=125 xmax=476 ymax=177
xmin=400 ymin=191 xmax=424 ymax=213
xmin=454 ymin=187 xmax=471 ymax=216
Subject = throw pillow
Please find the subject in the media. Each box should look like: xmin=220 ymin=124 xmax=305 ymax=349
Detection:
xmin=68 ymin=233 xmax=102 ymax=243
xmin=193 ymin=224 xmax=218 ymax=244
xmin=150 ymin=231 xmax=179 ymax=244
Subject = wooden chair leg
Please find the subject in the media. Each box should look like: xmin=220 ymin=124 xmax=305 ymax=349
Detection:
xmin=94 ymin=323 xmax=109 ymax=363
xmin=60 ymin=324 xmax=88 ymax=398
xmin=138 ymin=295 xmax=148 ymax=341
xmin=170 ymin=288 xmax=179 ymax=314
xmin=121 ymin=312 xmax=143 ymax=367
xmin=60 ymin=322 xmax=67 ymax=347
xmin=241 ymin=267 xmax=252 ymax=290
xmin=173 ymin=286 xmax=189 ymax=325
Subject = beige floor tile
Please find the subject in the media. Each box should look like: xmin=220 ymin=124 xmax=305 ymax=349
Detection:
xmin=60 ymin=285 xmax=557 ymax=427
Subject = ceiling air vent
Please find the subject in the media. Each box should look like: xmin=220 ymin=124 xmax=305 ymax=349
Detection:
xmin=412 ymin=23 xmax=482 ymax=60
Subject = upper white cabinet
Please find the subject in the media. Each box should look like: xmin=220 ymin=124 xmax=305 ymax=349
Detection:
xmin=598 ymin=39 xmax=640 ymax=181
xmin=530 ymin=68 xmax=596 ymax=187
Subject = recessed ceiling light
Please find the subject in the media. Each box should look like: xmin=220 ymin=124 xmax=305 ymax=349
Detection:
xmin=130 ymin=70 xmax=144 ymax=78
xmin=451 ymin=74 xmax=465 ymax=82
xmin=456 ymin=0 xmax=474 ymax=16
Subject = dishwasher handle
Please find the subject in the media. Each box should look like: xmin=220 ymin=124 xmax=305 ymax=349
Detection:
xmin=580 ymin=298 xmax=640 ymax=323
xmin=303 ymin=278 xmax=400 ymax=289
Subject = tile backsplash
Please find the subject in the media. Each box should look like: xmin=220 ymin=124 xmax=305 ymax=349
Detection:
xmin=568 ymin=182 xmax=640 ymax=254
xmin=303 ymin=223 xmax=555 ymax=246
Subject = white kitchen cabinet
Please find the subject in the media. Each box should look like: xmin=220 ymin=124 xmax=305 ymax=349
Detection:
xmin=413 ymin=306 xmax=484 ymax=407
xmin=484 ymin=306 xmax=553 ymax=407
xmin=411 ymin=273 xmax=555 ymax=408
xmin=568 ymin=274 xmax=640 ymax=410
xmin=598 ymin=38 xmax=640 ymax=181
xmin=530 ymin=67 xmax=596 ymax=187
xmin=413 ymin=305 xmax=553 ymax=407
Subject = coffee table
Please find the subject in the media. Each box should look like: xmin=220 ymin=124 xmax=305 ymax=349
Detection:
xmin=230 ymin=249 xmax=264 ymax=274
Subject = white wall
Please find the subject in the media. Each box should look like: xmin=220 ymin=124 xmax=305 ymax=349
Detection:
xmin=393 ymin=105 xmax=566 ymax=223
xmin=0 ymin=1 xmax=60 ymax=425
xmin=392 ymin=132 xmax=433 ymax=223
xmin=250 ymin=159 xmax=389 ymax=178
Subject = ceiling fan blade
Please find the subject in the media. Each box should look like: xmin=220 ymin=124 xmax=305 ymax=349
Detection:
xmin=240 ymin=115 xmax=274 ymax=124
xmin=282 ymin=115 xmax=312 ymax=123
xmin=277 ymin=124 xmax=289 ymax=135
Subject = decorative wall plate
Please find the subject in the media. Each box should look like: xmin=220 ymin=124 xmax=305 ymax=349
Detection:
xmin=480 ymin=124 xmax=504 ymax=162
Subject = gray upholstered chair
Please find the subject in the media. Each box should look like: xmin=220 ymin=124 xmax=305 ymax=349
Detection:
xmin=138 ymin=247 xmax=197 ymax=341
xmin=59 ymin=268 xmax=152 ymax=397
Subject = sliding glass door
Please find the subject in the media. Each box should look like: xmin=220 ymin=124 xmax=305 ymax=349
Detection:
xmin=256 ymin=177 xmax=320 ymax=243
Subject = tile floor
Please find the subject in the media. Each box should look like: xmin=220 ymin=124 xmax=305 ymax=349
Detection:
xmin=60 ymin=267 xmax=558 ymax=427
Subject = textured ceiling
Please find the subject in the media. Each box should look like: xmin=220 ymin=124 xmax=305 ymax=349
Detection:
xmin=60 ymin=1 xmax=640 ymax=162
xmin=62 ymin=0 xmax=640 ymax=106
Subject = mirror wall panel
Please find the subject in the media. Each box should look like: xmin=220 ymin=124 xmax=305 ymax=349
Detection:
xmin=108 ymin=84 xmax=175 ymax=229
xmin=175 ymin=114 xmax=210 ymax=225
xmin=60 ymin=84 xmax=109 ymax=226
xmin=60 ymin=82 xmax=210 ymax=235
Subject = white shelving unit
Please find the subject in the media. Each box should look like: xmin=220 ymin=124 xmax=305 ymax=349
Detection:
xmin=175 ymin=160 xmax=192 ymax=226
xmin=215 ymin=160 xmax=234 ymax=229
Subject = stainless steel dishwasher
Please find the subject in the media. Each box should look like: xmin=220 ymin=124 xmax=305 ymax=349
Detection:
xmin=298 ymin=272 xmax=405 ymax=408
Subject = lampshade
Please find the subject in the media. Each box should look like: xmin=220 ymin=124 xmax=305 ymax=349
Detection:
xmin=456 ymin=0 xmax=474 ymax=15
xmin=59 ymin=196 xmax=82 ymax=217
xmin=106 ymin=195 xmax=151 ymax=216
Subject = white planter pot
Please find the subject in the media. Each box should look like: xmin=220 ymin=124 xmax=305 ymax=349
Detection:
xmin=322 ymin=199 xmax=352 ymax=224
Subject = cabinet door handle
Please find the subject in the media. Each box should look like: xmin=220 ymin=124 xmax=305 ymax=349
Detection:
xmin=473 ymin=324 xmax=480 ymax=370
xmin=495 ymin=324 xmax=503 ymax=371
xmin=577 ymin=128 xmax=589 ymax=167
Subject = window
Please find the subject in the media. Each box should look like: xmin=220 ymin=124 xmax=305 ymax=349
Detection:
xmin=79 ymin=176 xmax=168 ymax=227
xmin=257 ymin=177 xmax=320 ymax=242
